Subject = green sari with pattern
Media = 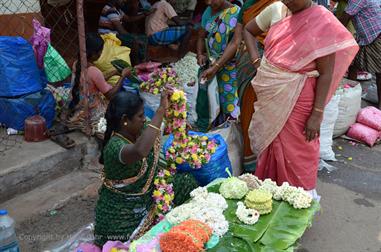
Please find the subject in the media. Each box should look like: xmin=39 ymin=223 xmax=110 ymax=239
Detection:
xmin=94 ymin=134 xmax=197 ymax=246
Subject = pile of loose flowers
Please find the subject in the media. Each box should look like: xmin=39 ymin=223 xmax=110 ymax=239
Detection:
xmin=140 ymin=67 xmax=180 ymax=95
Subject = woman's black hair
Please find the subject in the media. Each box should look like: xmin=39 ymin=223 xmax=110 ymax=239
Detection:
xmin=70 ymin=33 xmax=104 ymax=109
xmin=99 ymin=91 xmax=144 ymax=164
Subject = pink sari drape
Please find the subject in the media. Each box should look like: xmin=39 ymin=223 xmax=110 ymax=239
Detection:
xmin=249 ymin=6 xmax=358 ymax=190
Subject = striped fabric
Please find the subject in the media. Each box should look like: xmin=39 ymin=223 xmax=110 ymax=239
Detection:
xmin=98 ymin=4 xmax=124 ymax=34
xmin=353 ymin=36 xmax=381 ymax=73
xmin=148 ymin=26 xmax=188 ymax=45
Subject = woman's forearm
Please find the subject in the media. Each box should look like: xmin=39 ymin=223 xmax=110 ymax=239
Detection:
xmin=243 ymin=28 xmax=260 ymax=62
xmin=215 ymin=24 xmax=242 ymax=67
xmin=134 ymin=107 xmax=165 ymax=157
xmin=197 ymin=36 xmax=206 ymax=56
xmin=314 ymin=74 xmax=333 ymax=111
xmin=105 ymin=75 xmax=126 ymax=100
xmin=104 ymin=69 xmax=118 ymax=80
xmin=314 ymin=54 xmax=336 ymax=111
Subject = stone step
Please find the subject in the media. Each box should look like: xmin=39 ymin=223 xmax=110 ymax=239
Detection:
xmin=0 ymin=132 xmax=96 ymax=203
xmin=1 ymin=170 xmax=101 ymax=224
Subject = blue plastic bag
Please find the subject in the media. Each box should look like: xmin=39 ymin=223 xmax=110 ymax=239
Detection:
xmin=0 ymin=89 xmax=56 ymax=130
xmin=163 ymin=131 xmax=232 ymax=186
xmin=0 ymin=36 xmax=44 ymax=97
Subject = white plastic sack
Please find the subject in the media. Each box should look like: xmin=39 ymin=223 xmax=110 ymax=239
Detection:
xmin=210 ymin=121 xmax=243 ymax=176
xmin=333 ymin=81 xmax=362 ymax=137
xmin=47 ymin=223 xmax=95 ymax=252
xmin=208 ymin=77 xmax=220 ymax=124
xmin=362 ymin=83 xmax=378 ymax=104
xmin=320 ymin=94 xmax=340 ymax=161
xmin=183 ymin=83 xmax=199 ymax=125
xmin=140 ymin=92 xmax=160 ymax=112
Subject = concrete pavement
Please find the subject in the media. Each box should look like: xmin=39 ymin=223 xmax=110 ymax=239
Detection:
xmin=299 ymin=139 xmax=381 ymax=252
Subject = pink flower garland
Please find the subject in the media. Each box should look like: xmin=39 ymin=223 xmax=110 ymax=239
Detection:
xmin=143 ymin=78 xmax=218 ymax=222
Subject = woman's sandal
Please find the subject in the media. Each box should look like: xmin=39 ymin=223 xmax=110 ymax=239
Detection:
xmin=50 ymin=134 xmax=76 ymax=149
xmin=47 ymin=124 xmax=71 ymax=136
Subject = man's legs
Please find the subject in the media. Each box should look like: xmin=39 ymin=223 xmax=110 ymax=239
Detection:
xmin=348 ymin=64 xmax=358 ymax=81
xmin=376 ymin=73 xmax=381 ymax=109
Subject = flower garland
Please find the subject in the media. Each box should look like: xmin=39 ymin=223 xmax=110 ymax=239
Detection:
xmin=140 ymin=67 xmax=180 ymax=95
xmin=166 ymin=187 xmax=229 ymax=237
xmin=153 ymin=166 xmax=176 ymax=221
xmin=148 ymin=84 xmax=217 ymax=221
xmin=165 ymin=89 xmax=218 ymax=169
xmin=259 ymin=180 xmax=313 ymax=209
xmin=153 ymin=89 xmax=218 ymax=221
xmin=236 ymin=202 xmax=260 ymax=225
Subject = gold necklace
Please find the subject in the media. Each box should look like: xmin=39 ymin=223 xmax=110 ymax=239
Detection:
xmin=113 ymin=132 xmax=134 ymax=144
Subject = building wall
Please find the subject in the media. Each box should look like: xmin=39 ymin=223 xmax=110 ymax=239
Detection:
xmin=0 ymin=0 xmax=42 ymax=38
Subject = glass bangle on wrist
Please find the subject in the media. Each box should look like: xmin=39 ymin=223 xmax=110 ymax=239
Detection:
xmin=251 ymin=58 xmax=261 ymax=65
xmin=148 ymin=124 xmax=161 ymax=132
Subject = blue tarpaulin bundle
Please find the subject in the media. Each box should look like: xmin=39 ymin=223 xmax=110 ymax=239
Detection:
xmin=0 ymin=36 xmax=44 ymax=98
xmin=0 ymin=36 xmax=55 ymax=130
xmin=0 ymin=89 xmax=56 ymax=131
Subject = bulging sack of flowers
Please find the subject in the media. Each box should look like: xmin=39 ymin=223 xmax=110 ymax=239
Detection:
xmin=320 ymin=94 xmax=340 ymax=161
xmin=163 ymin=131 xmax=232 ymax=186
xmin=333 ymin=80 xmax=362 ymax=137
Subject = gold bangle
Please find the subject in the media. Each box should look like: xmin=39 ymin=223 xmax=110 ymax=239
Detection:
xmin=252 ymin=58 xmax=261 ymax=65
xmin=214 ymin=62 xmax=221 ymax=68
xmin=148 ymin=124 xmax=161 ymax=132
xmin=314 ymin=107 xmax=324 ymax=113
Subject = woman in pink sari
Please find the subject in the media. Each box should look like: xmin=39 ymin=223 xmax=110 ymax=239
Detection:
xmin=243 ymin=0 xmax=358 ymax=196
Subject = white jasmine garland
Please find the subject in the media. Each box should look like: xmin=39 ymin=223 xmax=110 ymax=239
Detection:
xmin=96 ymin=117 xmax=107 ymax=133
xmin=166 ymin=187 xmax=229 ymax=237
xmin=260 ymin=179 xmax=279 ymax=196
xmin=236 ymin=202 xmax=260 ymax=225
xmin=259 ymin=180 xmax=313 ymax=209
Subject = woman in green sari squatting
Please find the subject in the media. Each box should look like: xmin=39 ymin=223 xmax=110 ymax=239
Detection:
xmin=197 ymin=0 xmax=241 ymax=121
xmin=94 ymin=91 xmax=197 ymax=246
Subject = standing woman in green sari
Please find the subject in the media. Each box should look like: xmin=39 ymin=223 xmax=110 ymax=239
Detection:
xmin=197 ymin=0 xmax=241 ymax=121
xmin=94 ymin=91 xmax=197 ymax=246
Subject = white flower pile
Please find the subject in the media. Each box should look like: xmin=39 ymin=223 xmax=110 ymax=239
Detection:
xmin=173 ymin=53 xmax=199 ymax=86
xmin=260 ymin=180 xmax=312 ymax=209
xmin=236 ymin=202 xmax=260 ymax=225
xmin=219 ymin=177 xmax=249 ymax=200
xmin=166 ymin=187 xmax=229 ymax=237
xmin=173 ymin=53 xmax=200 ymax=124
xmin=260 ymin=179 xmax=282 ymax=200
xmin=279 ymin=182 xmax=313 ymax=209
xmin=97 ymin=117 xmax=107 ymax=133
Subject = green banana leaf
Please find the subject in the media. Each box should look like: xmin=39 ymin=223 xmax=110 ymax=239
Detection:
xmin=207 ymin=183 xmax=320 ymax=251
xmin=111 ymin=59 xmax=141 ymax=84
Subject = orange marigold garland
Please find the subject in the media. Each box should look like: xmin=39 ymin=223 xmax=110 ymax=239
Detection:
xmin=160 ymin=220 xmax=212 ymax=252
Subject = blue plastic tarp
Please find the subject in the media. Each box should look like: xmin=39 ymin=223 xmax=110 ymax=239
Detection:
xmin=0 ymin=36 xmax=44 ymax=97
xmin=0 ymin=89 xmax=56 ymax=130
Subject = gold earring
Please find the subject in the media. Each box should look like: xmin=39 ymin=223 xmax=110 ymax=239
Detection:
xmin=124 ymin=122 xmax=128 ymax=126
